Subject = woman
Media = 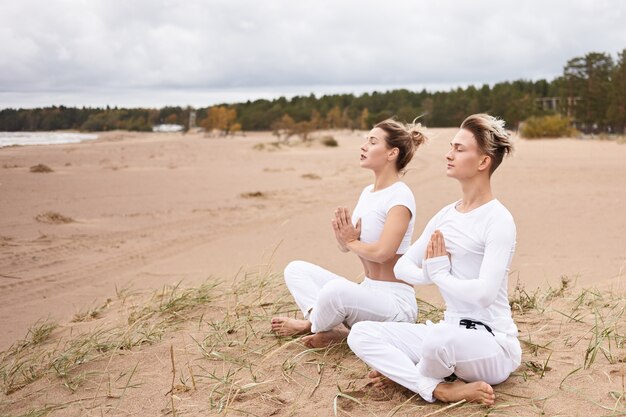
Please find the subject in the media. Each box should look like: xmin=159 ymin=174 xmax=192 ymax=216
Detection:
xmin=271 ymin=118 xmax=428 ymax=348
xmin=347 ymin=113 xmax=520 ymax=405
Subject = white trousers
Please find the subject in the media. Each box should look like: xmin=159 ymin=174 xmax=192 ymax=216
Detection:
xmin=283 ymin=260 xmax=418 ymax=333
xmin=347 ymin=320 xmax=518 ymax=403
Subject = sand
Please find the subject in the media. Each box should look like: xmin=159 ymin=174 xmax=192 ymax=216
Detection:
xmin=0 ymin=129 xmax=625 ymax=416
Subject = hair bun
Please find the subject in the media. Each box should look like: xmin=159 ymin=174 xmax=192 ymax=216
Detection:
xmin=408 ymin=122 xmax=428 ymax=149
xmin=373 ymin=117 xmax=429 ymax=173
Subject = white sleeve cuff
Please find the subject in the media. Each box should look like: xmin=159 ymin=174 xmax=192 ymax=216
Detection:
xmin=423 ymin=256 xmax=450 ymax=281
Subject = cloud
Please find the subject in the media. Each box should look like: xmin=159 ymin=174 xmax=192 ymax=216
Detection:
xmin=0 ymin=0 xmax=624 ymax=107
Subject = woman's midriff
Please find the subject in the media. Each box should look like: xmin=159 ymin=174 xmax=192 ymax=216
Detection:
xmin=359 ymin=254 xmax=411 ymax=286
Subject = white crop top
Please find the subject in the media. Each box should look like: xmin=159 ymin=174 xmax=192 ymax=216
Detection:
xmin=351 ymin=181 xmax=416 ymax=254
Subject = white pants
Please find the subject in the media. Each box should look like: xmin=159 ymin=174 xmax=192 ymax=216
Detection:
xmin=283 ymin=260 xmax=418 ymax=333
xmin=347 ymin=320 xmax=518 ymax=403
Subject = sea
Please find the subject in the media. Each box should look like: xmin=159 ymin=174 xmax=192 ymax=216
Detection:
xmin=0 ymin=132 xmax=99 ymax=148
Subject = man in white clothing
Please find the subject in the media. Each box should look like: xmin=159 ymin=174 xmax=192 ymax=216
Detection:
xmin=347 ymin=113 xmax=520 ymax=406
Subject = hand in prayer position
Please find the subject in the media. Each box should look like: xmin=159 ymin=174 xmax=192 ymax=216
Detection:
xmin=332 ymin=207 xmax=361 ymax=249
xmin=425 ymin=230 xmax=450 ymax=261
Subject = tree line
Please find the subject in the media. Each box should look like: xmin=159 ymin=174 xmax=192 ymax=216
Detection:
xmin=1 ymin=50 xmax=624 ymax=134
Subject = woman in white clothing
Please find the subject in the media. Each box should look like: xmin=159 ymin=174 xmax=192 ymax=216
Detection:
xmin=271 ymin=119 xmax=428 ymax=348
xmin=348 ymin=113 xmax=520 ymax=406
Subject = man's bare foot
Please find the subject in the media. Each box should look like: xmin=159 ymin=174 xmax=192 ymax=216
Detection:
xmin=363 ymin=369 xmax=405 ymax=401
xmin=433 ymin=380 xmax=495 ymax=406
xmin=270 ymin=317 xmax=311 ymax=336
xmin=301 ymin=327 xmax=349 ymax=348
xmin=367 ymin=370 xmax=398 ymax=390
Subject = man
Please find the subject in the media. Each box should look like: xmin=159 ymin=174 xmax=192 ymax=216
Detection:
xmin=347 ymin=114 xmax=520 ymax=405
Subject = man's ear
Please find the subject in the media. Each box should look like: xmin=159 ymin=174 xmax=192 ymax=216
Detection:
xmin=478 ymin=154 xmax=491 ymax=172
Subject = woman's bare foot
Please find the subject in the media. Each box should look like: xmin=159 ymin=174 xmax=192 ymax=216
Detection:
xmin=433 ymin=380 xmax=495 ymax=406
xmin=270 ymin=317 xmax=311 ymax=336
xmin=301 ymin=326 xmax=349 ymax=348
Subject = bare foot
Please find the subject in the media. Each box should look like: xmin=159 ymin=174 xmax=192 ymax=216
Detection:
xmin=367 ymin=370 xmax=397 ymax=390
xmin=301 ymin=327 xmax=349 ymax=348
xmin=270 ymin=317 xmax=311 ymax=336
xmin=433 ymin=380 xmax=495 ymax=406
xmin=364 ymin=370 xmax=404 ymax=401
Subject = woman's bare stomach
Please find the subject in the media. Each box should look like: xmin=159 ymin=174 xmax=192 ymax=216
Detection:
xmin=360 ymin=255 xmax=411 ymax=286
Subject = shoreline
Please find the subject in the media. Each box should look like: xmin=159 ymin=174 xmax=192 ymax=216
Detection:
xmin=2 ymin=129 xmax=625 ymax=149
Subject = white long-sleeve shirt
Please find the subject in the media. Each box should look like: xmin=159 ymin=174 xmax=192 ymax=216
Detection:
xmin=394 ymin=199 xmax=520 ymax=361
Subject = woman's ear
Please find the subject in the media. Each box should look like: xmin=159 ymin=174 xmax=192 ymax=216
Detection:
xmin=388 ymin=147 xmax=399 ymax=161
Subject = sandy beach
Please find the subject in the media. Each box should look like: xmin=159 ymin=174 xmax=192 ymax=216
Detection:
xmin=1 ymin=129 xmax=625 ymax=416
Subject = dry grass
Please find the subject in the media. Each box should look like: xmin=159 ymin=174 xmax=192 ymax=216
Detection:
xmin=34 ymin=212 xmax=74 ymax=224
xmin=0 ymin=236 xmax=16 ymax=248
xmin=240 ymin=191 xmax=266 ymax=199
xmin=252 ymin=142 xmax=283 ymax=151
xmin=301 ymin=173 xmax=321 ymax=180
xmin=320 ymin=136 xmax=338 ymax=147
xmin=71 ymin=299 xmax=112 ymax=323
xmin=2 ymin=269 xmax=626 ymax=416
xmin=29 ymin=164 xmax=53 ymax=173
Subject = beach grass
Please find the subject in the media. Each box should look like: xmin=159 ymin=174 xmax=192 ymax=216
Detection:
xmin=2 ymin=269 xmax=626 ymax=416
xmin=29 ymin=164 xmax=53 ymax=173
xmin=320 ymin=136 xmax=338 ymax=147
xmin=34 ymin=212 xmax=74 ymax=224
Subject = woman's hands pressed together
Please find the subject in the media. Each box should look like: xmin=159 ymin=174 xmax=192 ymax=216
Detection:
xmin=332 ymin=207 xmax=361 ymax=251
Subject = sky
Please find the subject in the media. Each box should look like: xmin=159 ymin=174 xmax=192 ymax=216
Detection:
xmin=0 ymin=0 xmax=624 ymax=109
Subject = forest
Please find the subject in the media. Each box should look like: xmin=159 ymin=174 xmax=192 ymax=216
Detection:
xmin=1 ymin=50 xmax=624 ymax=135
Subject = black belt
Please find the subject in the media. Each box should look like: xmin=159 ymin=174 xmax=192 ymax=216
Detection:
xmin=459 ymin=319 xmax=494 ymax=336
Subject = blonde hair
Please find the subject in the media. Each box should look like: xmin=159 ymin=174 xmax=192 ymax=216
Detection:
xmin=460 ymin=114 xmax=513 ymax=174
xmin=374 ymin=118 xmax=428 ymax=172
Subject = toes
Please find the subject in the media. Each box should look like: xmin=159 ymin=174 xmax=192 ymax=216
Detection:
xmin=368 ymin=370 xmax=381 ymax=378
xmin=478 ymin=383 xmax=495 ymax=405
xmin=301 ymin=335 xmax=313 ymax=347
xmin=373 ymin=380 xmax=385 ymax=389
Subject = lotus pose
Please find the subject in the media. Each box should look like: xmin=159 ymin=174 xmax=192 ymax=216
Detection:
xmin=348 ymin=114 xmax=521 ymax=405
xmin=271 ymin=119 xmax=428 ymax=348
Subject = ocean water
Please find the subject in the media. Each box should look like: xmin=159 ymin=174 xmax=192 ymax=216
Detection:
xmin=0 ymin=132 xmax=99 ymax=148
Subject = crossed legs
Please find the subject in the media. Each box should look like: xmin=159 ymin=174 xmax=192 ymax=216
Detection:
xmin=271 ymin=261 xmax=415 ymax=348
xmin=347 ymin=321 xmax=513 ymax=405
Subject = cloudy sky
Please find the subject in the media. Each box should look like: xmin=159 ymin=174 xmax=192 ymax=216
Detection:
xmin=1 ymin=0 xmax=624 ymax=109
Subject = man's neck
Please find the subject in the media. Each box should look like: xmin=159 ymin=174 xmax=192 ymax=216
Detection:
xmin=457 ymin=178 xmax=493 ymax=213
